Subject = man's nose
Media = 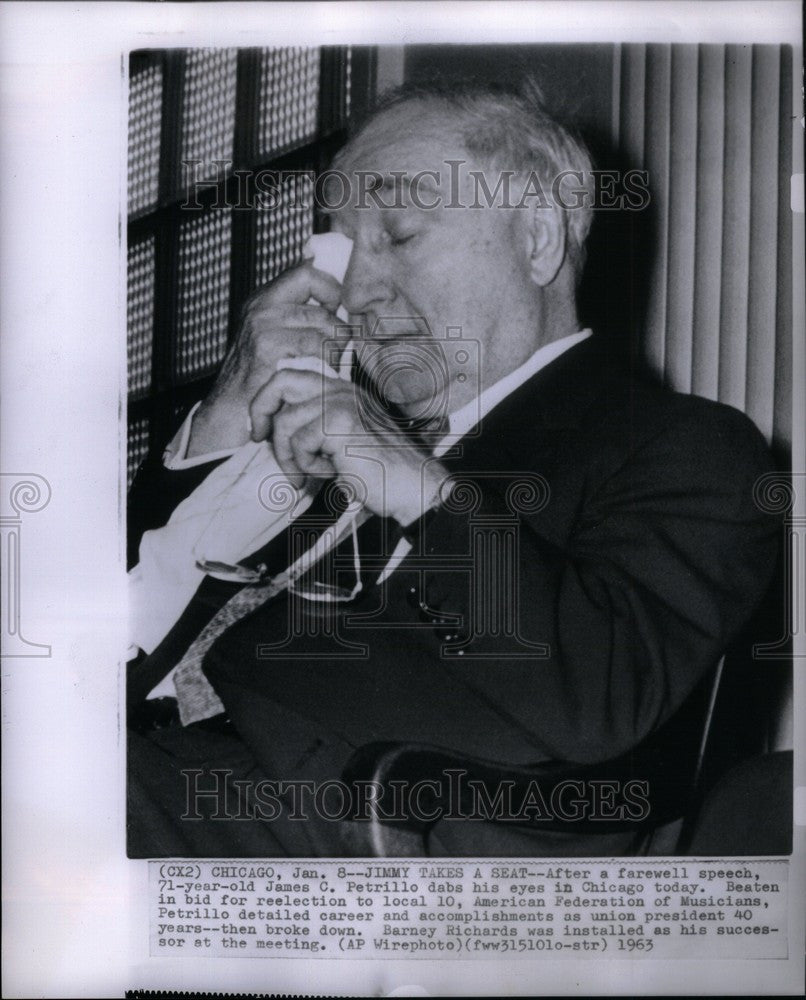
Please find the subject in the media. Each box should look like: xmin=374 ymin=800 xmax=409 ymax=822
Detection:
xmin=340 ymin=241 xmax=394 ymax=316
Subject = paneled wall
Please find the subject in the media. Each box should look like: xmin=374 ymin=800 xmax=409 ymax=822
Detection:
xmin=614 ymin=44 xmax=795 ymax=756
xmin=126 ymin=47 xmax=371 ymax=486
xmin=617 ymin=44 xmax=792 ymax=458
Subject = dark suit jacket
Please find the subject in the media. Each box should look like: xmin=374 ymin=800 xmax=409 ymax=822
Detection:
xmin=129 ymin=337 xmax=779 ymax=777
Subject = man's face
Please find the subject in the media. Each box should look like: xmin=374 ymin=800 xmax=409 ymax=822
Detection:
xmin=329 ymin=101 xmax=539 ymax=413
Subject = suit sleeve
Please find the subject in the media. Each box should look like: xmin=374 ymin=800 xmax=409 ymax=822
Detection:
xmin=417 ymin=403 xmax=781 ymax=763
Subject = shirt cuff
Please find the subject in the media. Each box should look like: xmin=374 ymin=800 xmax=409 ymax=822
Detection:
xmin=163 ymin=401 xmax=240 ymax=470
xmin=397 ymin=494 xmax=443 ymax=547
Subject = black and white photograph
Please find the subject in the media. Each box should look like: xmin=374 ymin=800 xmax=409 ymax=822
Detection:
xmin=1 ymin=2 xmax=803 ymax=996
xmin=126 ymin=40 xmax=794 ymax=860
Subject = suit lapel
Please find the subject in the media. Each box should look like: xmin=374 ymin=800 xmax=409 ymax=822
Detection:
xmin=443 ymin=335 xmax=619 ymax=476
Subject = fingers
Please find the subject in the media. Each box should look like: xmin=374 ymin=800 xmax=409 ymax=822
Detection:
xmin=243 ymin=265 xmax=348 ymax=352
xmin=248 ymin=302 xmax=337 ymax=331
xmin=266 ymin=261 xmax=343 ymax=312
xmin=270 ymin=396 xmax=323 ymax=470
xmin=270 ymin=327 xmax=330 ymax=363
xmin=270 ymin=397 xmax=338 ymax=487
xmin=250 ymin=370 xmax=362 ymax=490
xmin=249 ymin=369 xmax=326 ymax=441
xmin=284 ymin=304 xmax=343 ymax=329
xmin=289 ymin=420 xmax=336 ymax=481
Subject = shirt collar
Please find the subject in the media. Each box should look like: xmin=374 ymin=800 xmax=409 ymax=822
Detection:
xmin=433 ymin=329 xmax=592 ymax=456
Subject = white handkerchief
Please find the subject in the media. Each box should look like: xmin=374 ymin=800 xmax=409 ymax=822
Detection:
xmin=129 ymin=233 xmax=355 ymax=655
xmin=129 ymin=442 xmax=305 ymax=654
xmin=304 ymin=231 xmax=354 ymax=377
xmin=303 ymin=231 xmax=353 ymax=322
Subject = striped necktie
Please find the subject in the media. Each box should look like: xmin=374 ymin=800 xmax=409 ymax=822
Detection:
xmin=171 ymin=421 xmax=439 ymax=726
xmin=172 ymin=502 xmax=366 ymax=726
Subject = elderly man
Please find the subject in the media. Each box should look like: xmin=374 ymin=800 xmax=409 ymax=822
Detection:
xmin=128 ymin=82 xmax=778 ymax=857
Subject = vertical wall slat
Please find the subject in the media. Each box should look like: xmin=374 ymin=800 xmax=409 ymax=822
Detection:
xmin=619 ymin=44 xmax=646 ymax=168
xmin=690 ymin=45 xmax=726 ymax=402
xmin=773 ymin=45 xmax=793 ymax=456
xmin=717 ymin=45 xmax=753 ymax=412
xmin=769 ymin=44 xmax=793 ymax=753
xmin=642 ymin=44 xmax=672 ymax=381
xmin=744 ymin=46 xmax=782 ymax=444
xmin=618 ymin=44 xmax=646 ymax=361
xmin=664 ymin=45 xmax=699 ymax=394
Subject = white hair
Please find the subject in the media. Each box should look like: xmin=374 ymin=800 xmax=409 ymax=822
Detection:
xmin=343 ymin=78 xmax=595 ymax=273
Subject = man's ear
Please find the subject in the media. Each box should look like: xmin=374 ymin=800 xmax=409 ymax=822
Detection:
xmin=527 ymin=204 xmax=567 ymax=287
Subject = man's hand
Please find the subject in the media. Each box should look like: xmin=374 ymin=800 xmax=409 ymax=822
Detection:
xmin=249 ymin=369 xmax=448 ymax=526
xmin=186 ymin=263 xmax=344 ymax=458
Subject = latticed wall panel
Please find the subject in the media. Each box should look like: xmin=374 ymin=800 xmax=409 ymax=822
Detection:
xmin=345 ymin=48 xmax=353 ymax=115
xmin=258 ymin=48 xmax=320 ymax=156
xmin=175 ymin=209 xmax=232 ymax=379
xmin=180 ymin=49 xmax=238 ymax=187
xmin=127 ymin=235 xmax=155 ymax=396
xmin=128 ymin=63 xmax=162 ymax=216
xmin=127 ymin=416 xmax=150 ymax=488
xmin=127 ymin=46 xmax=365 ymax=482
xmin=255 ymin=175 xmax=315 ymax=287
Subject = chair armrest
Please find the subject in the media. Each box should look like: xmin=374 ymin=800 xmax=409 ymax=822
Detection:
xmin=342 ymin=736 xmax=695 ymax=836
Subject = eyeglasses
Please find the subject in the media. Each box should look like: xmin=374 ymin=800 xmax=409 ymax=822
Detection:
xmin=287 ymin=511 xmax=363 ymax=603
xmin=197 ymin=509 xmax=363 ymax=604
